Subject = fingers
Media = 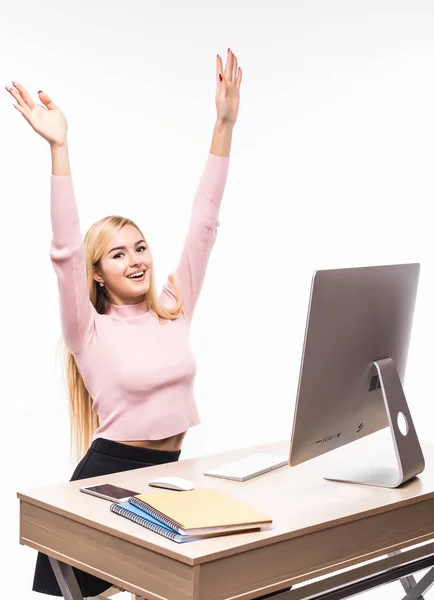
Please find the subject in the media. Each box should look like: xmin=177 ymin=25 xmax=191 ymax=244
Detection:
xmin=216 ymin=54 xmax=223 ymax=86
xmin=236 ymin=67 xmax=243 ymax=90
xmin=224 ymin=48 xmax=233 ymax=82
xmin=13 ymin=103 xmax=28 ymax=118
xmin=232 ymin=53 xmax=238 ymax=82
xmin=11 ymin=81 xmax=35 ymax=110
xmin=5 ymin=85 xmax=33 ymax=123
xmin=9 ymin=98 xmax=33 ymax=126
xmin=5 ymin=85 xmax=27 ymax=110
xmin=38 ymin=91 xmax=58 ymax=110
xmin=221 ymin=49 xmax=241 ymax=86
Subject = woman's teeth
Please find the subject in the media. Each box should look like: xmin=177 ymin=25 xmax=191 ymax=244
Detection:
xmin=127 ymin=271 xmax=145 ymax=280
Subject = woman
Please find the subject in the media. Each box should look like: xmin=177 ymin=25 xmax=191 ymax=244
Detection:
xmin=6 ymin=48 xmax=242 ymax=598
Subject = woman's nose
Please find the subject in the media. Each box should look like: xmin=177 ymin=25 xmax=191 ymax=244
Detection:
xmin=128 ymin=252 xmax=141 ymax=267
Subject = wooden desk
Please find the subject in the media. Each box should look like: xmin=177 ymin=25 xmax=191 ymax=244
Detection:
xmin=18 ymin=436 xmax=434 ymax=600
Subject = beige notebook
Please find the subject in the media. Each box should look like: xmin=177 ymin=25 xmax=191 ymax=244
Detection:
xmin=129 ymin=488 xmax=272 ymax=535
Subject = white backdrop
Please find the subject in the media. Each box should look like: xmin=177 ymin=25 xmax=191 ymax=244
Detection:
xmin=1 ymin=1 xmax=433 ymax=599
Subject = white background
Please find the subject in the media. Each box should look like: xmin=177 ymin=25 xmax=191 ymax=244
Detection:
xmin=1 ymin=1 xmax=434 ymax=598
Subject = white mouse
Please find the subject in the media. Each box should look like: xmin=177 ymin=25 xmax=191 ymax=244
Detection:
xmin=148 ymin=476 xmax=195 ymax=491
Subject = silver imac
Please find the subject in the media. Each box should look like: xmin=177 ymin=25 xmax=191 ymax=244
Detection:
xmin=288 ymin=263 xmax=425 ymax=488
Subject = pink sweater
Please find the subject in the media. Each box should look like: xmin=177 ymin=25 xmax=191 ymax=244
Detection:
xmin=50 ymin=153 xmax=230 ymax=441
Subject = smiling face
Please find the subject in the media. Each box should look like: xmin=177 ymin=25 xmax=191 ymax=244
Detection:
xmin=92 ymin=224 xmax=153 ymax=305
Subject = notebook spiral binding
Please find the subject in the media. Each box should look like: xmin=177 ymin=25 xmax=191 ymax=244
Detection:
xmin=110 ymin=504 xmax=177 ymax=541
xmin=129 ymin=496 xmax=179 ymax=532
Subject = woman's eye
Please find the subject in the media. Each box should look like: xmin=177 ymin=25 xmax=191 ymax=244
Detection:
xmin=113 ymin=252 xmax=124 ymax=259
xmin=137 ymin=246 xmax=146 ymax=253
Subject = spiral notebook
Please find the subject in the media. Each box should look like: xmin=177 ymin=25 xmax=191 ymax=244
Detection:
xmin=110 ymin=502 xmax=202 ymax=543
xmin=129 ymin=488 xmax=272 ymax=536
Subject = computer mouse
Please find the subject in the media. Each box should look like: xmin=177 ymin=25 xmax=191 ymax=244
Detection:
xmin=147 ymin=476 xmax=195 ymax=491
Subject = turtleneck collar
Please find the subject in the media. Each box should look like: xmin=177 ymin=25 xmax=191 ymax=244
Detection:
xmin=107 ymin=299 xmax=151 ymax=319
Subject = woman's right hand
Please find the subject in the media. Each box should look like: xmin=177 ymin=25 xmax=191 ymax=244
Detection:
xmin=5 ymin=82 xmax=68 ymax=147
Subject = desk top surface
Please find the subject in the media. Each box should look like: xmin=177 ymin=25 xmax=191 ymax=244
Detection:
xmin=18 ymin=434 xmax=434 ymax=564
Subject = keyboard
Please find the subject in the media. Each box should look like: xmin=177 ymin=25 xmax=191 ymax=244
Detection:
xmin=203 ymin=452 xmax=288 ymax=482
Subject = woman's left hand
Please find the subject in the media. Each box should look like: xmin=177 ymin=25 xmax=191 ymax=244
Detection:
xmin=215 ymin=49 xmax=242 ymax=126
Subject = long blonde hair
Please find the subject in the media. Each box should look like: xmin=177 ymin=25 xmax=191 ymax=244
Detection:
xmin=67 ymin=216 xmax=183 ymax=461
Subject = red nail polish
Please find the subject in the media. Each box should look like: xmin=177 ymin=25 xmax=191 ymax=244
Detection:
xmin=219 ymin=74 xmax=222 ymax=82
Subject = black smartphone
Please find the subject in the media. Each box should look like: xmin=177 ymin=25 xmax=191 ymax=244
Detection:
xmin=79 ymin=483 xmax=140 ymax=502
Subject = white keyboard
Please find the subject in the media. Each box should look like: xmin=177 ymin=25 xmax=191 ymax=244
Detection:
xmin=204 ymin=452 xmax=288 ymax=482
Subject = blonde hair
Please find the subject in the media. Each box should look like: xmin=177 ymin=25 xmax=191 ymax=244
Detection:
xmin=67 ymin=216 xmax=183 ymax=461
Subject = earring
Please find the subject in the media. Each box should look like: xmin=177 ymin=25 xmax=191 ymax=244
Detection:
xmin=99 ymin=282 xmax=104 ymax=288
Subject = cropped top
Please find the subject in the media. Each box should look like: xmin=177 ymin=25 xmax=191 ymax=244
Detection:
xmin=50 ymin=153 xmax=229 ymax=441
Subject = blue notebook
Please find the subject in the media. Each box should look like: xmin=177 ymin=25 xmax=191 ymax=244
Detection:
xmin=110 ymin=502 xmax=204 ymax=543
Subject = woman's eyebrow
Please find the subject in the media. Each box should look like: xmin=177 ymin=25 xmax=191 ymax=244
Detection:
xmin=108 ymin=240 xmax=146 ymax=254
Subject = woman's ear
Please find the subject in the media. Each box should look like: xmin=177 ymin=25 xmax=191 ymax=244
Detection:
xmin=93 ymin=269 xmax=104 ymax=284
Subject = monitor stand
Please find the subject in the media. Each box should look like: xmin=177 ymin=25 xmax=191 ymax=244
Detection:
xmin=325 ymin=357 xmax=425 ymax=488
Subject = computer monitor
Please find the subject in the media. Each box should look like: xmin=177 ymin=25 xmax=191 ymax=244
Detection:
xmin=288 ymin=263 xmax=425 ymax=488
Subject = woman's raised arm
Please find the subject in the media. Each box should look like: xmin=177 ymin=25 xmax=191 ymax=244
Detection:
xmin=5 ymin=83 xmax=95 ymax=353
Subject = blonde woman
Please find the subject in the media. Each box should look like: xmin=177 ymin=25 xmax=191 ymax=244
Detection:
xmin=6 ymin=48 xmax=242 ymax=598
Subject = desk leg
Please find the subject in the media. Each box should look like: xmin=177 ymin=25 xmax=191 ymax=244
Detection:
xmin=47 ymin=558 xmax=143 ymax=600
xmin=389 ymin=551 xmax=434 ymax=600
xmin=389 ymin=551 xmax=424 ymax=599
xmin=399 ymin=567 xmax=434 ymax=600
xmin=48 ymin=557 xmax=84 ymax=600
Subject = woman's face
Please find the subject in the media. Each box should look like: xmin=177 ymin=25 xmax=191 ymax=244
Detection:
xmin=93 ymin=224 xmax=153 ymax=305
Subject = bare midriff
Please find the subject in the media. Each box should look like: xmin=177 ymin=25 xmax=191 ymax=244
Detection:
xmin=118 ymin=431 xmax=187 ymax=452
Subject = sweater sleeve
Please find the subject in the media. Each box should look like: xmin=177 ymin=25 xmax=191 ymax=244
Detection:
xmin=49 ymin=176 xmax=96 ymax=353
xmin=165 ymin=153 xmax=230 ymax=322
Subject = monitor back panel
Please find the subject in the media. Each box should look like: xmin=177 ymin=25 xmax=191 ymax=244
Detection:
xmin=289 ymin=263 xmax=420 ymax=466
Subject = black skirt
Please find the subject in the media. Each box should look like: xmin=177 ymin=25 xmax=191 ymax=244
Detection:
xmin=32 ymin=437 xmax=181 ymax=597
